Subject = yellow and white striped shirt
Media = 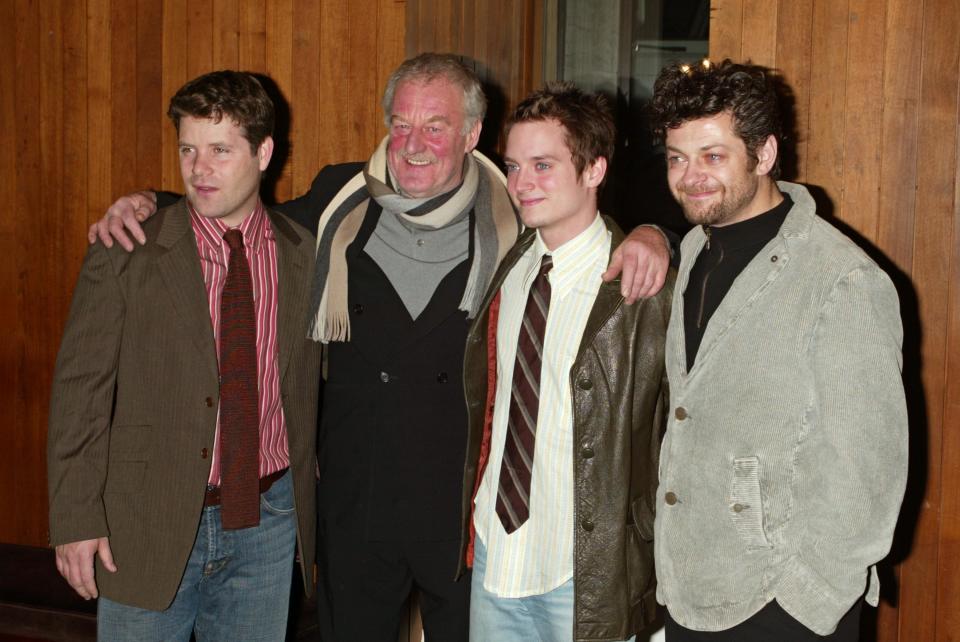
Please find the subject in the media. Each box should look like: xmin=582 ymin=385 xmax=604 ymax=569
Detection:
xmin=474 ymin=213 xmax=611 ymax=597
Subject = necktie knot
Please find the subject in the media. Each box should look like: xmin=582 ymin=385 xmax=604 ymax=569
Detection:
xmin=224 ymin=229 xmax=244 ymax=251
xmin=539 ymin=254 xmax=553 ymax=277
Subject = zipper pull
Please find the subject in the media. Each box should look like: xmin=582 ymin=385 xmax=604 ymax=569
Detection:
xmin=703 ymin=225 xmax=711 ymax=250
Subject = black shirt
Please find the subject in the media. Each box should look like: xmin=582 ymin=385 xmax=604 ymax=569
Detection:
xmin=683 ymin=194 xmax=793 ymax=371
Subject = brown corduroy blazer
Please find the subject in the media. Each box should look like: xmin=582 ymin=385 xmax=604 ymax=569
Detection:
xmin=47 ymin=199 xmax=321 ymax=611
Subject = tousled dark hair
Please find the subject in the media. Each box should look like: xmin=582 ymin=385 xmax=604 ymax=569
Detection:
xmin=507 ymin=82 xmax=615 ymax=186
xmin=167 ymin=70 xmax=274 ymax=154
xmin=649 ymin=59 xmax=782 ymax=178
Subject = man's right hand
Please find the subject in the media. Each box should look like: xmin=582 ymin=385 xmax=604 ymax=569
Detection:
xmin=55 ymin=537 xmax=117 ymax=600
xmin=87 ymin=191 xmax=158 ymax=251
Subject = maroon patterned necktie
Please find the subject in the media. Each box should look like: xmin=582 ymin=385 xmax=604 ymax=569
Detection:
xmin=219 ymin=229 xmax=260 ymax=530
xmin=496 ymin=254 xmax=553 ymax=534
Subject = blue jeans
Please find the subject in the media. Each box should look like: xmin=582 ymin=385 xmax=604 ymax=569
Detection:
xmin=97 ymin=470 xmax=298 ymax=642
xmin=470 ymin=537 xmax=635 ymax=642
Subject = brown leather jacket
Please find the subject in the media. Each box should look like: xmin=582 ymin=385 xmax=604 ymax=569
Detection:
xmin=457 ymin=218 xmax=673 ymax=641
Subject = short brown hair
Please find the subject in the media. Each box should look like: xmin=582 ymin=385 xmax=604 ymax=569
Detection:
xmin=167 ymin=70 xmax=274 ymax=154
xmin=507 ymin=82 xmax=615 ymax=185
xmin=649 ymin=59 xmax=783 ymax=178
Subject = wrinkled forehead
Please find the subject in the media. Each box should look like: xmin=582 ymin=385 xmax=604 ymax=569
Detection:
xmin=666 ymin=112 xmax=745 ymax=150
xmin=391 ymin=77 xmax=467 ymax=117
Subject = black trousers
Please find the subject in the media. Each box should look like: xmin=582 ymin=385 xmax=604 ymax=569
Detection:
xmin=316 ymin=521 xmax=470 ymax=641
xmin=665 ymin=599 xmax=862 ymax=642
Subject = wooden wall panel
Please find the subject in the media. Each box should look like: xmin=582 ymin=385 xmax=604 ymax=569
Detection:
xmin=773 ymin=0 xmax=812 ymax=179
xmin=2 ymin=0 xmax=406 ymax=548
xmin=712 ymin=0 xmax=960 ymax=639
xmin=740 ymin=0 xmax=777 ymax=66
xmin=0 ymin=1 xmax=17 ymax=549
xmin=406 ymin=0 xmax=542 ymax=153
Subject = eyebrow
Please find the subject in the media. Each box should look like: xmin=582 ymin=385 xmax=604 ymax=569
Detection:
xmin=503 ymin=154 xmax=560 ymax=163
xmin=390 ymin=115 xmax=452 ymax=125
xmin=666 ymin=143 xmax=729 ymax=153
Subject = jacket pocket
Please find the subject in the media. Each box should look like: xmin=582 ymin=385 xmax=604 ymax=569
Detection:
xmin=625 ymin=526 xmax=653 ymax=604
xmin=729 ymin=456 xmax=773 ymax=550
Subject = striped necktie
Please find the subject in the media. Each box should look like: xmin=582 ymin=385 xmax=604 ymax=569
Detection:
xmin=219 ymin=229 xmax=261 ymax=530
xmin=497 ymin=254 xmax=553 ymax=534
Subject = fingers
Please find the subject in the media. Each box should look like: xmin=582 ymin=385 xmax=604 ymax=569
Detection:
xmin=601 ymin=247 xmax=624 ymax=283
xmin=619 ymin=255 xmax=638 ymax=301
xmin=97 ymin=537 xmax=117 ymax=573
xmin=102 ymin=215 xmax=135 ymax=252
xmin=55 ymin=540 xmax=100 ymax=600
xmin=616 ymin=225 xmax=671 ymax=302
xmin=625 ymin=261 xmax=667 ymax=303
xmin=92 ymin=193 xmax=154 ymax=251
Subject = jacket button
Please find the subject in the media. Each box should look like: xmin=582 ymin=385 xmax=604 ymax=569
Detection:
xmin=732 ymin=503 xmax=744 ymax=513
xmin=205 ymin=397 xmax=214 ymax=407
xmin=436 ymin=372 xmax=449 ymax=383
xmin=352 ymin=303 xmax=364 ymax=314
xmin=201 ymin=448 xmax=209 ymax=459
xmin=581 ymin=446 xmax=595 ymax=459
xmin=380 ymin=371 xmax=390 ymax=383
xmin=674 ymin=407 xmax=687 ymax=420
xmin=665 ymin=491 xmax=678 ymax=505
xmin=581 ymin=519 xmax=595 ymax=532
xmin=578 ymin=378 xmax=593 ymax=390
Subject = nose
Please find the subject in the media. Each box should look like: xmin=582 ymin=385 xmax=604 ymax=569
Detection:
xmin=679 ymin=158 xmax=706 ymax=187
xmin=191 ymin=151 xmax=212 ymax=177
xmin=513 ymin=165 xmax=535 ymax=192
xmin=403 ymin=128 xmax=425 ymax=154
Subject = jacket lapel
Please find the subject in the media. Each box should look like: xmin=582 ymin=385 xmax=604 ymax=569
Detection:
xmin=574 ymin=218 xmax=625 ymax=365
xmin=685 ymin=215 xmax=799 ymax=374
xmin=270 ymin=211 xmax=309 ymax=381
xmin=155 ymin=200 xmax=219 ymax=380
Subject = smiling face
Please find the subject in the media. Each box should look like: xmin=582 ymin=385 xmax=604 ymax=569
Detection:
xmin=178 ymin=115 xmax=272 ymax=228
xmin=665 ymin=111 xmax=777 ymax=227
xmin=386 ymin=78 xmax=481 ymax=199
xmin=505 ymin=119 xmax=605 ymax=250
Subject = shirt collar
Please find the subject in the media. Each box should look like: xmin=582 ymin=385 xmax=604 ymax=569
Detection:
xmin=188 ymin=199 xmax=270 ymax=253
xmin=705 ymin=194 xmax=793 ymax=252
xmin=528 ymin=213 xmax=610 ymax=300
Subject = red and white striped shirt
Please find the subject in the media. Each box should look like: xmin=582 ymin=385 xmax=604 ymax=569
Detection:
xmin=189 ymin=201 xmax=289 ymax=485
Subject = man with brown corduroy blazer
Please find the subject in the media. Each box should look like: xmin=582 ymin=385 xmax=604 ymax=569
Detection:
xmin=47 ymin=71 xmax=320 ymax=641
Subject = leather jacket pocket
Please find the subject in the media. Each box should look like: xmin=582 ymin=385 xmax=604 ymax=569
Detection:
xmin=625 ymin=526 xmax=653 ymax=603
xmin=729 ymin=456 xmax=773 ymax=550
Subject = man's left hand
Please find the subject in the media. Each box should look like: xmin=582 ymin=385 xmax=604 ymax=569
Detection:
xmin=602 ymin=225 xmax=670 ymax=302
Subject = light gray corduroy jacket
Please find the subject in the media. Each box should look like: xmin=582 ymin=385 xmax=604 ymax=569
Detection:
xmin=655 ymin=182 xmax=908 ymax=635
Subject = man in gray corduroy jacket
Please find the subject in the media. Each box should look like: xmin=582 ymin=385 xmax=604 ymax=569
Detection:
xmin=649 ymin=59 xmax=908 ymax=642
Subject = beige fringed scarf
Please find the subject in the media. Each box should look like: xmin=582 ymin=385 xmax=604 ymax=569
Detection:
xmin=308 ymin=137 xmax=519 ymax=342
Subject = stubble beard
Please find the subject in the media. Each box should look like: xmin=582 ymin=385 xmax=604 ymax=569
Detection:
xmin=679 ymin=175 xmax=759 ymax=227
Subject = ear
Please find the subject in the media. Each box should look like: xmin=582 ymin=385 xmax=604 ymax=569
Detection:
xmin=584 ymin=156 xmax=608 ymax=189
xmin=257 ymin=136 xmax=275 ymax=171
xmin=754 ymin=134 xmax=778 ymax=177
xmin=464 ymin=119 xmax=482 ymax=154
